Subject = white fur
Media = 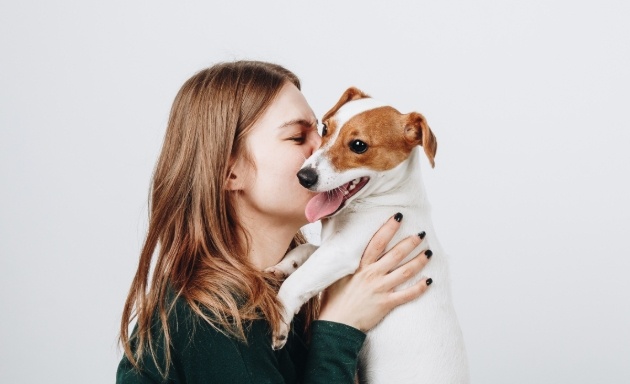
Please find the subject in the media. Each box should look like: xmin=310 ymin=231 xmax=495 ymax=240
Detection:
xmin=273 ymin=103 xmax=469 ymax=383
xmin=328 ymin=98 xmax=388 ymax=136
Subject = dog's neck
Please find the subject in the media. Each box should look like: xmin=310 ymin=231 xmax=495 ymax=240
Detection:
xmin=350 ymin=146 xmax=428 ymax=210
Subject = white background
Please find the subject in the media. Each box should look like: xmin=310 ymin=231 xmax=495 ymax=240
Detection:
xmin=1 ymin=1 xmax=629 ymax=383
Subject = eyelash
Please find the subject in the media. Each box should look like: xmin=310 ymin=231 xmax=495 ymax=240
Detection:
xmin=289 ymin=134 xmax=307 ymax=144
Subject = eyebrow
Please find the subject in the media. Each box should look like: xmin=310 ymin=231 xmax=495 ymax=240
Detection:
xmin=277 ymin=118 xmax=318 ymax=130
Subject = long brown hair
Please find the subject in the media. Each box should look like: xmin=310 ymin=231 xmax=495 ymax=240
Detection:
xmin=119 ymin=61 xmax=317 ymax=376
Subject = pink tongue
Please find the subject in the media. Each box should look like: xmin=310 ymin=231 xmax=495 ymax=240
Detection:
xmin=305 ymin=191 xmax=345 ymax=223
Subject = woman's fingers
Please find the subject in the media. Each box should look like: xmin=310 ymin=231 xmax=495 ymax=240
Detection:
xmin=361 ymin=213 xmax=403 ymax=266
xmin=319 ymin=222 xmax=433 ymax=332
xmin=380 ymin=249 xmax=432 ymax=290
xmin=373 ymin=232 xmax=425 ymax=274
xmin=387 ymin=277 xmax=433 ymax=308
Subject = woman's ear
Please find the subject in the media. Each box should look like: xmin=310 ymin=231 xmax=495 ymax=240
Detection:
xmin=226 ymin=158 xmax=248 ymax=191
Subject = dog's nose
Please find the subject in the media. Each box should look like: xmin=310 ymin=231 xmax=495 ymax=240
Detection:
xmin=297 ymin=168 xmax=318 ymax=188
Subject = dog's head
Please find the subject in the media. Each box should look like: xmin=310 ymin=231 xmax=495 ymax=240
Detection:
xmin=299 ymin=87 xmax=437 ymax=222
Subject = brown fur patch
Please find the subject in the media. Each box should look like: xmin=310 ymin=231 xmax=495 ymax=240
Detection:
xmin=321 ymin=88 xmax=438 ymax=171
xmin=322 ymin=87 xmax=370 ymax=122
xmin=404 ymin=112 xmax=437 ymax=167
xmin=321 ymin=119 xmax=338 ymax=144
xmin=321 ymin=87 xmax=369 ymax=145
xmin=326 ymin=107 xmax=417 ymax=172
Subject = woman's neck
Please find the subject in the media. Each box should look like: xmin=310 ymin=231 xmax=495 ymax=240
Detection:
xmin=238 ymin=212 xmax=302 ymax=271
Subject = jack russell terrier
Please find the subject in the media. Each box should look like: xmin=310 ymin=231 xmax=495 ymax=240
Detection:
xmin=268 ymin=87 xmax=469 ymax=383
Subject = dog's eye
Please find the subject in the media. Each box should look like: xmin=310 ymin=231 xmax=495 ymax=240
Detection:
xmin=321 ymin=123 xmax=328 ymax=137
xmin=349 ymin=140 xmax=368 ymax=154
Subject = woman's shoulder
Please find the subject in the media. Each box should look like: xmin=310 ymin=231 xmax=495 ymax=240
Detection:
xmin=117 ymin=294 xmax=254 ymax=384
xmin=165 ymin=291 xmax=235 ymax=347
xmin=165 ymin=291 xmax=277 ymax=353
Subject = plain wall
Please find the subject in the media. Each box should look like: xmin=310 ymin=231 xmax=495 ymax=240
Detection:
xmin=1 ymin=0 xmax=629 ymax=382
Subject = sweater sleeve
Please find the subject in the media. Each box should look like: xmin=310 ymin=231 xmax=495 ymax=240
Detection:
xmin=116 ymin=299 xmax=366 ymax=384
xmin=301 ymin=320 xmax=366 ymax=384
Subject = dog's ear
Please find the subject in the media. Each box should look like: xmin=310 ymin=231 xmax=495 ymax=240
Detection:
xmin=403 ymin=112 xmax=437 ymax=168
xmin=322 ymin=87 xmax=370 ymax=122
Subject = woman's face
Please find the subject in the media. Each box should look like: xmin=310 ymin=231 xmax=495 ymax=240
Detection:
xmin=231 ymin=82 xmax=322 ymax=228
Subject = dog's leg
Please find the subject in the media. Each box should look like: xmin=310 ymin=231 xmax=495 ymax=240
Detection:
xmin=264 ymin=243 xmax=318 ymax=279
xmin=272 ymin=245 xmax=361 ymax=349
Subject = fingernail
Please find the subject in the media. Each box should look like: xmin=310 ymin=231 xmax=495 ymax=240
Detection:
xmin=425 ymin=249 xmax=433 ymax=258
xmin=394 ymin=212 xmax=403 ymax=222
xmin=426 ymin=278 xmax=433 ymax=286
xmin=418 ymin=231 xmax=426 ymax=239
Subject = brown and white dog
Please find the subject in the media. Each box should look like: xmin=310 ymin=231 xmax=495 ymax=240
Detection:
xmin=269 ymin=87 xmax=469 ymax=383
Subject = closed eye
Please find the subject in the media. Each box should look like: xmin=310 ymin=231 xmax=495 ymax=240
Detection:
xmin=289 ymin=134 xmax=307 ymax=144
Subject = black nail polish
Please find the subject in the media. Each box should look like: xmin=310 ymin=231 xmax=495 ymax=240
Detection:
xmin=425 ymin=249 xmax=433 ymax=258
xmin=418 ymin=231 xmax=426 ymax=239
xmin=394 ymin=212 xmax=403 ymax=222
xmin=426 ymin=278 xmax=433 ymax=286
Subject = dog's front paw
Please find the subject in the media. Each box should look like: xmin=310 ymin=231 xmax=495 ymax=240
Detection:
xmin=264 ymin=265 xmax=289 ymax=279
xmin=266 ymin=243 xmax=317 ymax=280
xmin=264 ymin=259 xmax=300 ymax=279
xmin=272 ymin=321 xmax=290 ymax=350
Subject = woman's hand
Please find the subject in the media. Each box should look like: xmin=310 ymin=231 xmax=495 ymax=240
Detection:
xmin=318 ymin=213 xmax=432 ymax=332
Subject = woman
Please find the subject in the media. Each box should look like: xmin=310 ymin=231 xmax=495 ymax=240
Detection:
xmin=117 ymin=61 xmax=432 ymax=383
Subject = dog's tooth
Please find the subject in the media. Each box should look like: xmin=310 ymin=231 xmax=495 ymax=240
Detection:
xmin=349 ymin=184 xmax=356 ymax=191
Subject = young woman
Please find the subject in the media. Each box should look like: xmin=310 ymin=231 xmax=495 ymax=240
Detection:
xmin=117 ymin=61 xmax=432 ymax=383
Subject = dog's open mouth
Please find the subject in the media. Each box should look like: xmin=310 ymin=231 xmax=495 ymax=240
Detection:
xmin=305 ymin=177 xmax=370 ymax=223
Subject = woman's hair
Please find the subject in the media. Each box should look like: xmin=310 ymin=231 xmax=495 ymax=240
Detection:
xmin=119 ymin=61 xmax=317 ymax=376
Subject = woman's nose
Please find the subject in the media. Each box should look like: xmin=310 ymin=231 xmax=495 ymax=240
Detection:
xmin=309 ymin=133 xmax=322 ymax=155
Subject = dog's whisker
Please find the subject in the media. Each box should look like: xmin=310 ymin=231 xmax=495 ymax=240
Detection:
xmin=326 ymin=187 xmax=344 ymax=201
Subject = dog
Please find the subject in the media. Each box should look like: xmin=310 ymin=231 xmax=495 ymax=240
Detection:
xmin=267 ymin=87 xmax=469 ymax=383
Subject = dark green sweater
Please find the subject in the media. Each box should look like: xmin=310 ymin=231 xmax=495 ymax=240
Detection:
xmin=116 ymin=296 xmax=365 ymax=384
